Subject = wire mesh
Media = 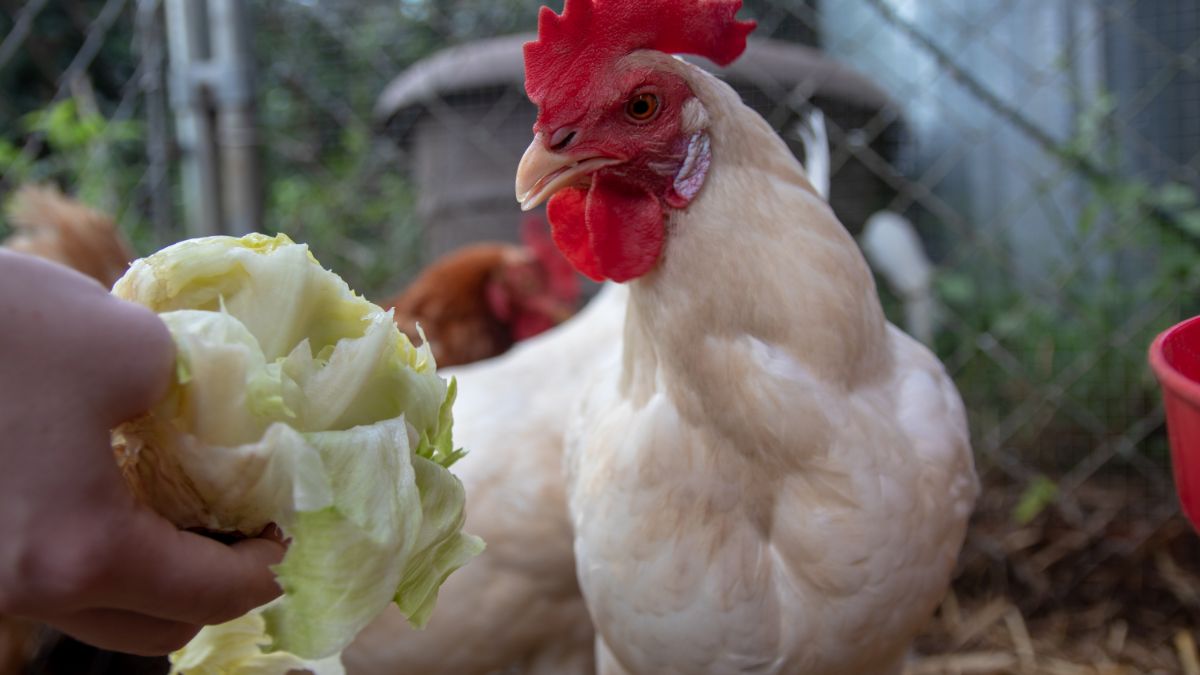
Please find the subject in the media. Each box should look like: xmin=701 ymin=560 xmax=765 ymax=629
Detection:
xmin=2 ymin=0 xmax=1199 ymax=672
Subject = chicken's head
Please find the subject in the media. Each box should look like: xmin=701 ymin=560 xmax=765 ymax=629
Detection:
xmin=515 ymin=0 xmax=755 ymax=282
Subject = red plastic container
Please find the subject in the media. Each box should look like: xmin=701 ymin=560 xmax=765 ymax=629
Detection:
xmin=1150 ymin=315 xmax=1200 ymax=530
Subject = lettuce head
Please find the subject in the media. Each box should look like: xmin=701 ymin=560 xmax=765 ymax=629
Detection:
xmin=110 ymin=233 xmax=483 ymax=669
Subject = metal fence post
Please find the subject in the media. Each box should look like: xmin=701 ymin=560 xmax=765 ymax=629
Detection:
xmin=137 ymin=0 xmax=174 ymax=246
xmin=164 ymin=0 xmax=221 ymax=237
xmin=209 ymin=0 xmax=260 ymax=235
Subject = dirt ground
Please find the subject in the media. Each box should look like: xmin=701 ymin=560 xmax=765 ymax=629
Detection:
xmin=909 ymin=475 xmax=1200 ymax=675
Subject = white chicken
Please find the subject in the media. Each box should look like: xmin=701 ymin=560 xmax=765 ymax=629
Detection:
xmin=511 ymin=0 xmax=979 ymax=673
xmin=347 ymin=105 xmax=842 ymax=675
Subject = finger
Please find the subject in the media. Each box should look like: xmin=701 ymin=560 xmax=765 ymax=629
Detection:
xmin=87 ymin=510 xmax=286 ymax=626
xmin=88 ymin=295 xmax=177 ymax=425
xmin=46 ymin=607 xmax=200 ymax=656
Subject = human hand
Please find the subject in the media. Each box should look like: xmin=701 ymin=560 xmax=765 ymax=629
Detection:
xmin=0 ymin=251 xmax=285 ymax=655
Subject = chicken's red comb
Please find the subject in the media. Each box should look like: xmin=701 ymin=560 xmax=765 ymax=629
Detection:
xmin=524 ymin=0 xmax=756 ymax=106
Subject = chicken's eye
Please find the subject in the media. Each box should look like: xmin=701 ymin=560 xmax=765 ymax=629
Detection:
xmin=625 ymin=93 xmax=660 ymax=122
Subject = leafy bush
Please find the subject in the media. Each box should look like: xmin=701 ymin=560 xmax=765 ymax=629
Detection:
xmin=0 ymin=98 xmax=149 ymax=250
xmin=930 ymin=139 xmax=1200 ymax=471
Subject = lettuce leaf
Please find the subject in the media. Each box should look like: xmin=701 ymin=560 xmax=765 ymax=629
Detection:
xmin=168 ymin=608 xmax=345 ymax=675
xmin=111 ymin=234 xmax=483 ymax=669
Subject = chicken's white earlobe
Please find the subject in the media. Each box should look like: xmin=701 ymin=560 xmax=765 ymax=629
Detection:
xmin=666 ymin=132 xmax=711 ymax=209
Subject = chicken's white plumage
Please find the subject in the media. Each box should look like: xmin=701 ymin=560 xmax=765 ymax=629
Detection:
xmin=561 ymin=55 xmax=978 ymax=675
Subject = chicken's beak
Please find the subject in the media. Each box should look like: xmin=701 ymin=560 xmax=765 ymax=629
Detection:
xmin=515 ymin=134 xmax=618 ymax=212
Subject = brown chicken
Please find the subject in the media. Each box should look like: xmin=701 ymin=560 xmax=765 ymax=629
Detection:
xmin=381 ymin=215 xmax=582 ymax=367
xmin=2 ymin=185 xmax=135 ymax=289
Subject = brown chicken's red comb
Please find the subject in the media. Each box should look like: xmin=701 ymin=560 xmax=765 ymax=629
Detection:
xmin=524 ymin=0 xmax=756 ymax=105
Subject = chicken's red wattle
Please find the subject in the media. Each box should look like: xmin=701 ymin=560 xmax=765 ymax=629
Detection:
xmin=547 ymin=174 xmax=664 ymax=283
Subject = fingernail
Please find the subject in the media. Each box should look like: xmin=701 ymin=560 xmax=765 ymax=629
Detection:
xmin=260 ymin=523 xmax=290 ymax=545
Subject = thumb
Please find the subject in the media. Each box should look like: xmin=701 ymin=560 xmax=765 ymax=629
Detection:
xmin=89 ymin=295 xmax=177 ymax=426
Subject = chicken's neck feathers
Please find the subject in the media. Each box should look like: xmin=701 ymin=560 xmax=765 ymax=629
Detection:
xmin=621 ymin=66 xmax=890 ymax=410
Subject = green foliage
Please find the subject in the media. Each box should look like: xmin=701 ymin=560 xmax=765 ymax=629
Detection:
xmin=16 ymin=100 xmax=141 ymax=197
xmin=0 ymin=1 xmax=138 ymax=134
xmin=929 ymin=95 xmax=1198 ymax=471
xmin=0 ymin=139 xmax=33 ymax=197
xmin=261 ymin=126 xmax=423 ymax=298
xmin=24 ymin=99 xmax=110 ymax=149
xmin=0 ymin=99 xmax=147 ymax=249
xmin=1013 ymin=475 xmax=1059 ymax=525
xmin=0 ymin=1 xmax=148 ymax=248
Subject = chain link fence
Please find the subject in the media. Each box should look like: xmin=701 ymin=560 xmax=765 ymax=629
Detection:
xmin=3 ymin=0 xmax=1200 ymax=670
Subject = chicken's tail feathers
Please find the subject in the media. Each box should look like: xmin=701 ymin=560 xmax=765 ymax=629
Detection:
xmin=3 ymin=185 xmax=135 ymax=289
xmin=794 ymin=105 xmax=830 ymax=201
